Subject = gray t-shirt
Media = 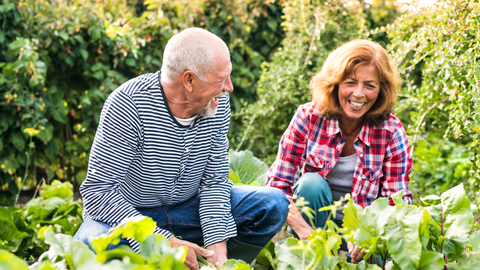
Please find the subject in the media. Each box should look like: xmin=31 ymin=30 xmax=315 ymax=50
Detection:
xmin=326 ymin=153 xmax=357 ymax=220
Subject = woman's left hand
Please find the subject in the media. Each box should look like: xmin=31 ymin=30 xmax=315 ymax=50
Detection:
xmin=347 ymin=241 xmax=366 ymax=263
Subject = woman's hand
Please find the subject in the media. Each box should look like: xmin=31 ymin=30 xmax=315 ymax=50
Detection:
xmin=286 ymin=198 xmax=314 ymax=240
xmin=347 ymin=241 xmax=366 ymax=263
xmin=169 ymin=237 xmax=215 ymax=270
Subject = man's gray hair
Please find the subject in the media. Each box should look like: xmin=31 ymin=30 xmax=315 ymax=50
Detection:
xmin=161 ymin=28 xmax=225 ymax=83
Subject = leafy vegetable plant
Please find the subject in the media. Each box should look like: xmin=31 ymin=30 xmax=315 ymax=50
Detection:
xmin=255 ymin=184 xmax=479 ymax=270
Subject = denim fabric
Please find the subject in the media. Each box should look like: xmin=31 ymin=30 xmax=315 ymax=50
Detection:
xmin=74 ymin=186 xmax=289 ymax=252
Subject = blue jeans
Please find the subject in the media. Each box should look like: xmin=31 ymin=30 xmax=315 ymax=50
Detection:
xmin=74 ymin=186 xmax=289 ymax=252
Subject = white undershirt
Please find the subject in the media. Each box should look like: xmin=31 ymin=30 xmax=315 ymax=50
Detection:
xmin=174 ymin=115 xmax=198 ymax=127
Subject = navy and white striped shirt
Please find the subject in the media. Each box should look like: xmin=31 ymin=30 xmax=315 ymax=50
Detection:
xmin=80 ymin=71 xmax=236 ymax=250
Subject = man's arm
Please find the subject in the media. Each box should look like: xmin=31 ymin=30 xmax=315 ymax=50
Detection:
xmin=81 ymin=90 xmax=173 ymax=251
xmin=198 ymin=94 xmax=236 ymax=266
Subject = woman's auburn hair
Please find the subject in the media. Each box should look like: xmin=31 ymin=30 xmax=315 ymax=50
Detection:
xmin=310 ymin=39 xmax=402 ymax=124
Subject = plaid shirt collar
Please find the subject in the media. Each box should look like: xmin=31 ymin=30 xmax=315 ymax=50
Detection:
xmin=323 ymin=116 xmax=370 ymax=147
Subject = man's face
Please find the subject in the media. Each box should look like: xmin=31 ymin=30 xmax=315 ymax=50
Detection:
xmin=195 ymin=51 xmax=233 ymax=117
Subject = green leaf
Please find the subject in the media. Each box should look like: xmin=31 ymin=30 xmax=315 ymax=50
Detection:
xmin=454 ymin=252 xmax=480 ymax=270
xmin=420 ymin=195 xmax=441 ymax=206
xmin=95 ymin=245 xmax=144 ymax=264
xmin=9 ymin=132 xmax=25 ymax=152
xmin=390 ymin=190 xmax=406 ymax=205
xmin=423 ymin=184 xmax=473 ymax=261
xmin=255 ymin=240 xmax=277 ymax=268
xmin=91 ymin=216 xmax=156 ymax=254
xmin=91 ymin=29 xmax=101 ymax=41
xmin=469 ymin=230 xmax=480 ymax=251
xmin=0 ymin=250 xmax=29 ymax=270
xmin=417 ymin=251 xmax=445 ymax=270
xmin=342 ymin=200 xmax=363 ymax=242
xmin=42 ymin=180 xmax=74 ymax=201
xmin=355 ymin=261 xmax=383 ymax=270
xmin=79 ymin=49 xmax=89 ymax=61
xmin=222 ymin=259 xmax=252 ymax=270
xmin=42 ymin=226 xmax=95 ymax=269
xmin=382 ymin=204 xmax=428 ymax=269
xmin=125 ymin=57 xmax=136 ymax=67
xmin=275 ymin=238 xmax=310 ymax=269
xmin=139 ymin=234 xmax=187 ymax=268
xmin=24 ymin=197 xmax=68 ymax=222
xmin=228 ymin=150 xmax=268 ymax=185
xmin=0 ymin=217 xmax=29 ymax=253
xmin=57 ymin=31 xmax=69 ymax=41
xmin=354 ymin=198 xmax=395 ymax=256
xmin=76 ymin=170 xmax=87 ymax=185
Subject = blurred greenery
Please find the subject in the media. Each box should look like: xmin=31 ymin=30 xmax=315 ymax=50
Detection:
xmin=0 ymin=0 xmax=284 ymax=204
xmin=1 ymin=0 xmax=479 ymax=207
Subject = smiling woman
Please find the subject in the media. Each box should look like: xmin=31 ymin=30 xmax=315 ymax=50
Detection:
xmin=265 ymin=39 xmax=412 ymax=263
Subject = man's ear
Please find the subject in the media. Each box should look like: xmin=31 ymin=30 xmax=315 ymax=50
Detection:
xmin=183 ymin=71 xmax=195 ymax=93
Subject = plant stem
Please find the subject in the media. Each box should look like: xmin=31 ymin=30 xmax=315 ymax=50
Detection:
xmin=14 ymin=139 xmax=32 ymax=207
xmin=382 ymin=251 xmax=388 ymax=270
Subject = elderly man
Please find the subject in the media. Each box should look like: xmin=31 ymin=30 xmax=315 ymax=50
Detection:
xmin=73 ymin=28 xmax=289 ymax=269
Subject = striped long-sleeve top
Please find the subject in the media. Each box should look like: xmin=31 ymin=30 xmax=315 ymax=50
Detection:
xmin=80 ymin=71 xmax=236 ymax=251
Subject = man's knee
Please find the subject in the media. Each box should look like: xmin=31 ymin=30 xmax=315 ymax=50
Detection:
xmin=73 ymin=216 xmax=112 ymax=246
xmin=258 ymin=187 xmax=289 ymax=224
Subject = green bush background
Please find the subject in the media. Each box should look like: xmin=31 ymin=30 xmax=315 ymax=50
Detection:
xmin=1 ymin=0 xmax=479 ymax=206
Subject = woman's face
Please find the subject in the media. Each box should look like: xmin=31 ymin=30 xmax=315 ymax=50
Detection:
xmin=338 ymin=64 xmax=380 ymax=124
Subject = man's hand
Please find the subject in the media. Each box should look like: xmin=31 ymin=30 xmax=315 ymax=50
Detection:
xmin=169 ymin=237 xmax=215 ymax=270
xmin=206 ymin=241 xmax=228 ymax=269
xmin=347 ymin=241 xmax=366 ymax=263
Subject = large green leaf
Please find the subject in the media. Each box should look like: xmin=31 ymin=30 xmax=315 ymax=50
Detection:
xmin=255 ymin=240 xmax=277 ymax=269
xmin=382 ymin=204 xmax=429 ymax=269
xmin=24 ymin=197 xmax=68 ymax=222
xmin=0 ymin=218 xmax=28 ymax=253
xmin=469 ymin=230 xmax=480 ymax=251
xmin=228 ymin=150 xmax=268 ymax=185
xmin=342 ymin=200 xmax=364 ymax=242
xmin=139 ymin=234 xmax=187 ymax=269
xmin=0 ymin=249 xmax=29 ymax=270
xmin=417 ymin=251 xmax=445 ymax=270
xmin=42 ymin=180 xmax=74 ymax=201
xmin=423 ymin=184 xmax=473 ymax=261
xmin=41 ymin=226 xmax=95 ymax=269
xmin=452 ymin=252 xmax=480 ymax=270
xmin=91 ymin=216 xmax=156 ymax=254
xmin=275 ymin=238 xmax=314 ymax=269
xmin=354 ymin=198 xmax=395 ymax=257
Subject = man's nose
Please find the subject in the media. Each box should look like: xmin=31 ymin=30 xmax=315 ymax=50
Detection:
xmin=223 ymin=76 xmax=234 ymax=92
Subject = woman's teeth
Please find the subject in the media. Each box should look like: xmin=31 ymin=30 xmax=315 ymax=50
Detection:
xmin=349 ymin=101 xmax=365 ymax=108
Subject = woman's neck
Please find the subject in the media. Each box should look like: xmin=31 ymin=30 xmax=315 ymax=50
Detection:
xmin=338 ymin=117 xmax=364 ymax=137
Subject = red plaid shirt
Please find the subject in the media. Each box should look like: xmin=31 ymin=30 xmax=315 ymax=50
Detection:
xmin=266 ymin=102 xmax=413 ymax=208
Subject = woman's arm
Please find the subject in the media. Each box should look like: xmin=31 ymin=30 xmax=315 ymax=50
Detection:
xmin=285 ymin=198 xmax=314 ymax=240
xmin=382 ymin=120 xmax=413 ymax=204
